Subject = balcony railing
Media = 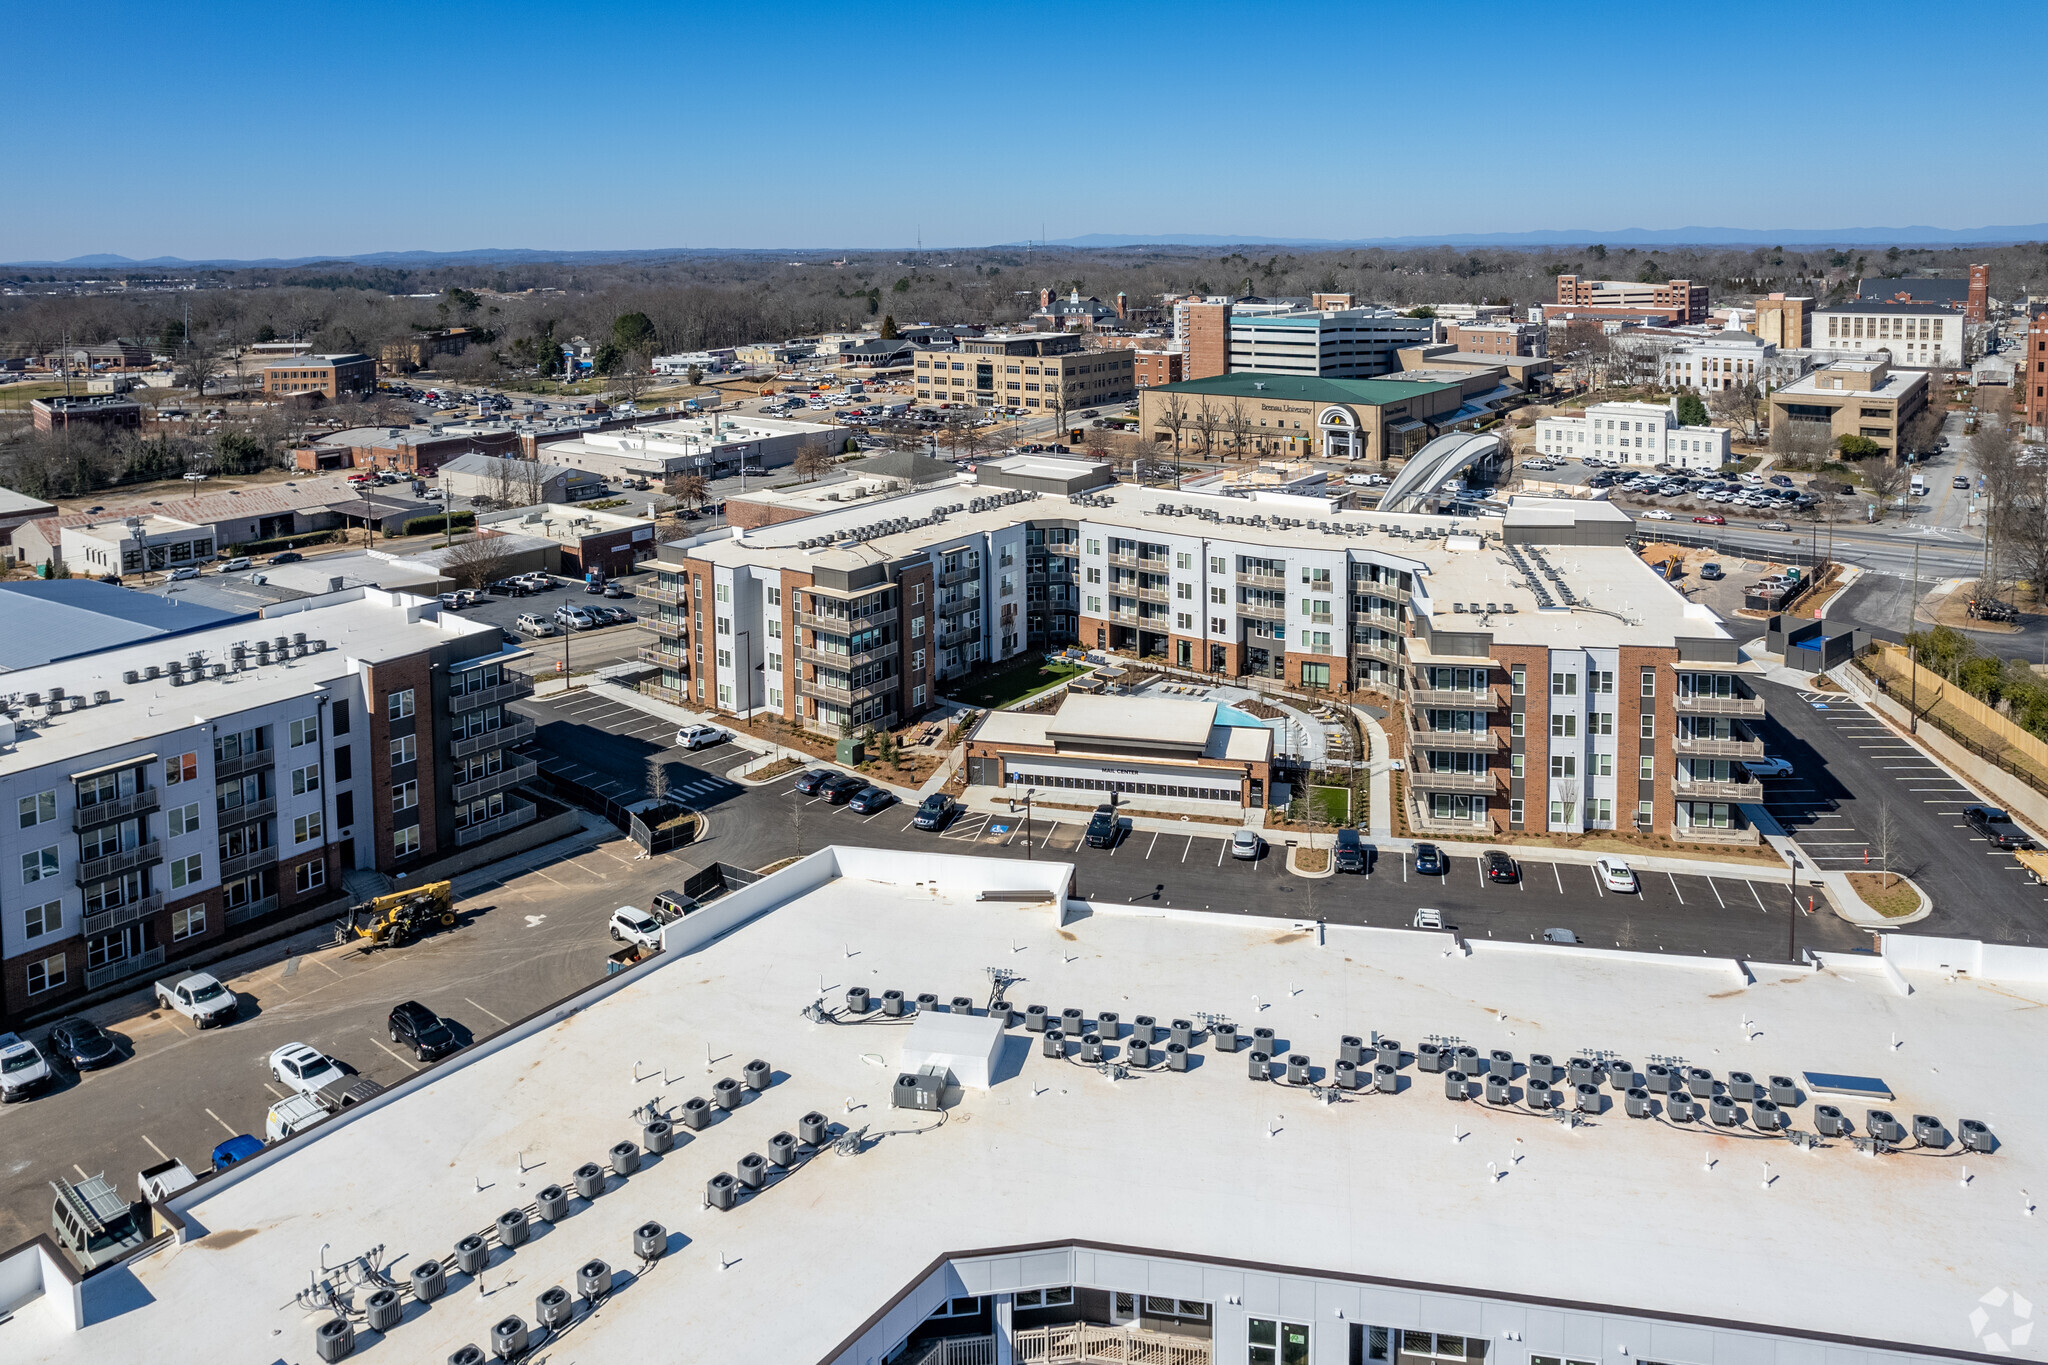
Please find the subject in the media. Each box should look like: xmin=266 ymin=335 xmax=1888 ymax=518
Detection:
xmin=72 ymin=788 xmax=161 ymax=832
xmin=225 ymin=895 xmax=280 ymax=928
xmin=452 ymin=718 xmax=534 ymax=760
xmin=800 ymin=642 xmax=894 ymax=669
xmin=939 ymin=564 xmax=980 ymax=586
xmin=1675 ymin=691 xmax=1766 ymax=717
xmin=84 ymin=945 xmax=164 ymax=992
xmin=1235 ymin=568 xmax=1286 ymax=586
xmin=1675 ymin=734 xmax=1764 ymax=760
xmin=1239 ymin=598 xmax=1285 ymax=620
xmin=1013 ymin=1324 xmax=1210 ymax=1365
xmin=1108 ymin=550 xmax=1141 ymax=569
xmin=802 ymin=675 xmax=897 ymax=705
xmin=798 ymin=607 xmax=897 ymax=633
xmin=455 ymin=759 xmax=538 ymax=805
xmin=450 ymin=676 xmax=535 ymax=714
xmin=938 ymin=622 xmax=980 ymax=647
xmin=1407 ymin=685 xmax=1501 ymax=709
xmin=215 ymin=748 xmax=273 ymax=780
xmin=638 ymin=645 xmax=688 ymax=670
xmin=82 ymin=893 xmax=163 ymax=938
xmin=1405 ymin=716 xmax=1499 ymax=751
xmin=1676 ymin=776 xmax=1763 ymax=802
xmin=634 ymin=583 xmax=683 ymax=605
xmin=454 ymin=800 xmax=537 ymax=848
xmin=934 ymin=595 xmax=978 ymax=618
xmin=1673 ymin=821 xmax=1762 ymax=846
xmin=217 ymin=795 xmax=276 ymax=828
xmin=1408 ymin=765 xmax=1498 ymax=793
xmin=219 ymin=845 xmax=279 ymax=881
xmin=76 ymin=839 xmax=163 ymax=886
xmin=1136 ymin=583 xmax=1171 ymax=603
xmin=1353 ymin=635 xmax=1402 ymax=659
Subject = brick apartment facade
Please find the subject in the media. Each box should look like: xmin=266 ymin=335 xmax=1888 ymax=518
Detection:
xmin=1133 ymin=349 xmax=1183 ymax=388
xmin=1556 ymin=275 xmax=1709 ymax=324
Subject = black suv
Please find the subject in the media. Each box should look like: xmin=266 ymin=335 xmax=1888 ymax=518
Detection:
xmin=1964 ymin=805 xmax=2034 ymax=850
xmin=793 ymin=768 xmax=837 ymax=795
xmin=820 ymin=773 xmax=866 ymax=805
xmin=912 ymin=793 xmax=955 ymax=831
xmin=1085 ymin=804 xmax=1121 ymax=849
xmin=388 ymin=1001 xmax=459 ymax=1061
xmin=1333 ymin=828 xmax=1366 ymax=874
xmin=47 ymin=1018 xmax=121 ymax=1070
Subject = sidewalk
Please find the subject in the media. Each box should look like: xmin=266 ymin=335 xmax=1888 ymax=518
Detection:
xmin=1353 ymin=705 xmax=1394 ymax=839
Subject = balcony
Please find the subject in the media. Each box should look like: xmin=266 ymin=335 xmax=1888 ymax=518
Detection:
xmin=73 ymin=788 xmax=161 ymax=831
xmin=800 ymin=642 xmax=894 ymax=670
xmin=802 ymin=675 xmax=897 ymax=706
xmin=1405 ymin=716 xmax=1499 ymax=751
xmin=455 ymin=759 xmax=538 ymax=805
xmin=450 ymin=676 xmax=535 ymax=714
xmin=939 ymin=563 xmax=980 ymax=586
xmin=1408 ymin=764 xmax=1499 ymax=793
xmin=1238 ymin=598 xmax=1285 ymax=620
xmin=225 ymin=895 xmax=280 ymax=928
xmin=1108 ymin=550 xmax=1141 ymax=569
xmin=1675 ymin=733 xmax=1764 ymax=760
xmin=1673 ymin=820 xmax=1762 ymax=846
xmin=84 ymin=945 xmax=165 ymax=992
xmin=1353 ymin=635 xmax=1402 ymax=660
xmin=938 ymin=622 xmax=980 ymax=648
xmin=452 ymin=718 xmax=534 ymax=760
xmin=82 ymin=893 xmax=163 ymax=938
xmin=455 ymin=799 xmax=538 ymax=848
xmin=1013 ymin=1324 xmax=1210 ymax=1365
xmin=1675 ymin=690 xmax=1766 ymax=717
xmin=217 ymin=795 xmax=276 ymax=828
xmin=1235 ymin=567 xmax=1286 ymax=586
xmin=634 ymin=582 xmax=683 ymax=606
xmin=934 ymin=595 xmax=978 ymax=618
xmin=219 ymin=844 xmax=279 ymax=881
xmin=1407 ymin=685 xmax=1501 ymax=710
xmin=215 ymin=747 xmax=273 ymax=780
xmin=798 ymin=606 xmax=897 ymax=633
xmin=638 ymin=645 xmax=688 ymax=670
xmin=1676 ymin=775 xmax=1763 ymax=802
xmin=1136 ymin=583 xmax=1172 ymax=604
xmin=75 ymin=839 xmax=163 ymax=886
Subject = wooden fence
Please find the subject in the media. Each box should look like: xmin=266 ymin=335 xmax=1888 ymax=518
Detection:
xmin=1859 ymin=643 xmax=2048 ymax=797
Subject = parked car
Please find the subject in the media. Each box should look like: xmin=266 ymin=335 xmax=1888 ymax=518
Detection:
xmin=514 ymin=613 xmax=556 ymax=637
xmin=1414 ymin=843 xmax=1447 ymax=876
xmin=847 ymin=785 xmax=896 ymax=814
xmin=793 ymin=768 xmax=837 ymax=795
xmin=0 ymin=1032 xmax=53 ymax=1103
xmin=1742 ymin=756 xmax=1794 ymax=779
xmin=554 ymin=605 xmax=597 ymax=630
xmin=608 ymin=906 xmax=667 ymax=950
xmin=601 ymin=606 xmax=634 ymax=625
xmin=166 ymin=565 xmax=201 ymax=580
xmin=1332 ymin=827 xmax=1366 ymax=873
xmin=212 ymin=1134 xmax=265 ymax=1168
xmin=438 ymin=592 xmax=464 ymax=610
xmin=268 ymin=1043 xmax=345 ymax=1098
xmin=1085 ymin=803 xmax=1121 ymax=848
xmin=387 ymin=1001 xmax=459 ymax=1061
xmin=46 ymin=1018 xmax=121 ymax=1071
xmin=674 ymin=724 xmax=727 ymax=750
xmin=267 ymin=1094 xmax=331 ymax=1142
xmin=269 ymin=551 xmax=304 ymax=565
xmin=217 ymin=556 xmax=252 ymax=571
xmin=153 ymin=972 xmax=238 ymax=1028
xmin=912 ymin=793 xmax=956 ymax=831
xmin=1700 ymin=562 xmax=1724 ymax=580
xmin=1485 ymin=850 xmax=1520 ymax=883
xmin=1954 ymin=476 xmax=1972 ymax=490
xmin=604 ymin=581 xmax=628 ymax=597
xmin=1964 ymin=805 xmax=2035 ymax=850
xmin=820 ymin=773 xmax=866 ymax=804
xmin=1230 ymin=829 xmax=1264 ymax=861
xmin=1542 ymin=928 xmax=1580 ymax=945
xmin=1595 ymin=857 xmax=1638 ymax=893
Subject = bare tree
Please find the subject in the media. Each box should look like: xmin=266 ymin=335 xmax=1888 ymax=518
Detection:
xmin=1872 ymin=798 xmax=1899 ymax=889
xmin=1223 ymin=397 xmax=1254 ymax=462
xmin=667 ymin=471 xmax=710 ymax=515
xmin=612 ymin=351 xmax=652 ymax=405
xmin=1153 ymin=391 xmax=1190 ymax=459
xmin=443 ymin=532 xmax=516 ymax=590
xmin=1191 ymin=399 xmax=1221 ymax=464
xmin=179 ymin=338 xmax=219 ymax=396
xmin=1707 ymin=379 xmax=1762 ymax=441
xmin=793 ymin=437 xmax=835 ymax=482
xmin=645 ymin=753 xmax=671 ymax=807
xmin=1863 ymin=458 xmax=1909 ymax=514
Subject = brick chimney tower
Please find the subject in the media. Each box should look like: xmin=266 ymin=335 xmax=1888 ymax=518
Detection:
xmin=1038 ymin=287 xmax=1054 ymax=311
xmin=1967 ymin=264 xmax=1990 ymax=323
xmin=1115 ymin=292 xmax=1128 ymax=320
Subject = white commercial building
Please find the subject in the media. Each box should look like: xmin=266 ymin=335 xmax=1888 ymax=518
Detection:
xmin=540 ymin=413 xmax=842 ymax=482
xmin=1659 ymin=327 xmax=1810 ymax=394
xmin=59 ymin=515 xmax=215 ymax=578
xmin=6 ymin=844 xmax=2037 ymax=1365
xmin=1533 ymin=400 xmax=1731 ymax=469
xmin=1227 ymin=308 xmax=1436 ymax=379
xmin=651 ymin=350 xmax=735 ymax=375
xmin=1812 ymin=303 xmax=1964 ymax=369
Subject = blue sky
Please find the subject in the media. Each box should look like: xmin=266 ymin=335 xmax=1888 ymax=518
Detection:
xmin=4 ymin=1 xmax=2042 ymax=260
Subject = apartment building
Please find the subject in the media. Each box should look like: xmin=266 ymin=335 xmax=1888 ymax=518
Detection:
xmin=2024 ymin=310 xmax=2048 ymax=437
xmin=1226 ymin=308 xmax=1436 ymax=379
xmin=643 ymin=459 xmax=1754 ymax=844
xmin=1533 ymin=400 xmax=1732 ymax=469
xmin=1812 ymin=302 xmax=1963 ymax=368
xmin=1132 ymin=348 xmax=1182 ymax=389
xmin=1555 ymin=275 xmax=1710 ymax=324
xmin=912 ymin=333 xmax=1134 ymax=413
xmin=378 ymin=329 xmax=474 ymax=372
xmin=1659 ymin=329 xmax=1808 ymax=394
xmin=259 ymin=353 xmax=376 ymax=399
xmin=1752 ymin=293 xmax=1814 ymax=350
xmin=0 ymin=590 xmax=535 ymax=1020
xmin=1767 ymin=356 xmax=1930 ymax=459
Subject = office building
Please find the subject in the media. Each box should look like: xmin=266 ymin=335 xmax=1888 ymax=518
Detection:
xmin=475 ymin=505 xmax=657 ymax=581
xmin=1752 ymin=293 xmax=1814 ymax=350
xmin=1132 ymin=348 xmax=1182 ymax=389
xmin=435 ymin=453 xmax=607 ymax=506
xmin=29 ymin=396 xmax=142 ymax=434
xmin=1555 ymin=275 xmax=1710 ymax=324
xmin=378 ymin=329 xmax=475 ymax=372
xmin=1445 ymin=321 xmax=1545 ymax=356
xmin=540 ymin=413 xmax=841 ymax=483
xmin=259 ymin=354 xmax=376 ymax=399
xmin=1767 ymin=357 xmax=1929 ymax=460
xmin=1812 ymin=303 xmax=1963 ymax=368
xmin=647 ymin=461 xmax=1756 ymax=843
xmin=912 ymin=333 xmax=1134 ymax=413
xmin=1139 ymin=373 xmax=1478 ymax=464
xmin=1856 ymin=269 xmax=1985 ymax=319
xmin=1533 ymin=400 xmax=1731 ymax=470
xmin=1658 ymin=328 xmax=1808 ymax=394
xmin=1226 ymin=308 xmax=1436 ymax=380
xmin=0 ymin=589 xmax=537 ymax=1019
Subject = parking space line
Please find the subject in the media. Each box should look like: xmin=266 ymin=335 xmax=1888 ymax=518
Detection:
xmin=262 ymin=1081 xmax=288 ymax=1100
xmin=1040 ymin=821 xmax=1059 ymax=848
xmin=370 ymin=1038 xmax=421 ymax=1072
xmin=1552 ymin=863 xmax=1563 ymax=894
xmin=1218 ymin=840 xmax=1227 ymax=867
xmin=1590 ymin=864 xmax=1604 ymax=897
xmin=1146 ymin=832 xmax=1159 ymax=859
xmin=464 ymin=996 xmax=509 ymax=1026
xmin=141 ymin=1134 xmax=169 ymax=1162
xmin=204 ymin=1108 xmax=239 ymax=1138
xmin=1706 ymin=877 xmax=1726 ymax=908
xmin=1668 ymin=872 xmax=1685 ymax=904
xmin=1182 ymin=835 xmax=1193 ymax=862
xmin=1748 ymin=881 xmax=1767 ymax=912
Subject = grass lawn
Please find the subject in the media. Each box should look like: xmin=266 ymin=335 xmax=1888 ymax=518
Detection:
xmin=940 ymin=655 xmax=1090 ymax=709
xmin=1304 ymin=785 xmax=1350 ymax=825
xmin=0 ymin=381 xmax=86 ymax=409
xmin=1847 ymin=872 xmax=1920 ymax=918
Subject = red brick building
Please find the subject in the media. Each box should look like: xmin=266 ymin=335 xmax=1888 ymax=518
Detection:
xmin=261 ymin=353 xmax=377 ymax=400
xmin=1445 ymin=322 xmax=1545 ymax=356
xmin=30 ymin=395 xmax=143 ymax=433
xmin=2024 ymin=311 xmax=2048 ymax=435
xmin=1133 ymin=349 xmax=1183 ymax=388
xmin=1555 ymin=275 xmax=1709 ymax=324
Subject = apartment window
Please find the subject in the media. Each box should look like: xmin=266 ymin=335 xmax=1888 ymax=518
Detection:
xmin=166 ymin=751 xmax=198 ymax=785
xmin=1639 ymin=754 xmax=1656 ymax=780
xmin=291 ymin=764 xmax=321 ymax=796
xmin=1640 ymin=667 xmax=1656 ymax=697
xmin=1176 ymin=552 xmax=1193 ymax=570
xmin=172 ymin=904 xmax=206 ymax=941
xmin=393 ymin=781 xmax=418 ymax=813
xmin=1510 ymin=665 xmax=1525 ymax=696
xmin=1508 ymin=799 xmax=1524 ymax=827
xmin=335 ymin=791 xmax=355 ymax=828
xmin=169 ymin=801 xmax=202 ymax=836
xmin=1592 ymin=712 xmax=1612 ymax=736
xmin=910 ymin=615 xmax=925 ymax=640
xmin=1511 ymin=712 xmax=1525 ymax=739
xmin=294 ymin=812 xmax=323 ymax=844
xmin=332 ymin=699 xmax=350 ymax=735
xmin=716 ymin=582 xmax=730 ymax=603
xmin=1551 ymin=671 xmax=1577 ymax=696
xmin=24 ymin=898 xmax=62 ymax=938
xmin=26 ymin=953 xmax=65 ymax=996
xmin=1597 ymin=671 xmax=1614 ymax=694
xmin=387 ymin=688 xmax=415 ymax=720
xmin=296 ymin=859 xmax=326 ymax=894
xmin=1511 ymin=754 xmax=1525 ymax=780
xmin=169 ymin=852 xmax=203 ymax=889
xmin=1176 ymin=582 xmax=1193 ymax=600
xmin=394 ymin=825 xmax=420 ymax=858
xmin=1209 ymin=555 xmax=1226 ymax=574
xmin=22 ymin=846 xmax=58 ymax=883
xmin=1210 ymin=616 xmax=1227 ymax=634
xmin=1086 ymin=539 xmax=1100 ymax=555
xmin=333 ymin=745 xmax=352 ymax=782
xmin=716 ymin=616 xmax=731 ymax=636
xmin=717 ymin=648 xmax=732 ymax=669
xmin=1177 ymin=613 xmax=1193 ymax=631
xmin=1640 ymin=714 xmax=1655 ymax=739
xmin=1550 ymin=755 xmax=1576 ymax=778
xmin=289 ymin=717 xmax=320 ymax=748
xmin=1550 ymin=714 xmax=1577 ymax=738
xmin=1595 ymin=753 xmax=1614 ymax=777
xmin=1086 ymin=566 xmax=1101 ymax=584
xmin=1249 ymin=1318 xmax=1309 ymax=1365
xmin=391 ymin=735 xmax=417 ymax=767
xmin=1401 ymin=1334 xmax=1469 ymax=1360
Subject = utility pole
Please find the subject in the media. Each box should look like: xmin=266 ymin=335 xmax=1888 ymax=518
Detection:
xmin=1908 ymin=539 xmax=1920 ymax=734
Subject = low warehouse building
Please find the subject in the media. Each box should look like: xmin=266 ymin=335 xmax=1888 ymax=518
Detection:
xmin=966 ymin=692 xmax=1274 ymax=812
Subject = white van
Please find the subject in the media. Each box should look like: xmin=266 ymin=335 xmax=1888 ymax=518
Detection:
xmin=1909 ymin=474 xmax=1928 ymax=497
xmin=266 ymin=1093 xmax=330 ymax=1141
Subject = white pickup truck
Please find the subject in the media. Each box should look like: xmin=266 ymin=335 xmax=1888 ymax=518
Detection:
xmin=154 ymin=973 xmax=238 ymax=1028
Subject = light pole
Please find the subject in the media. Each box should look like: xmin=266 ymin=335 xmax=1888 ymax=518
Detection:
xmin=1008 ymin=787 xmax=1038 ymax=860
xmin=1787 ymin=852 xmax=1800 ymax=962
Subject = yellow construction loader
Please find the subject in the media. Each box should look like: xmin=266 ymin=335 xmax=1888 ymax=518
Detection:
xmin=333 ymin=881 xmax=456 ymax=950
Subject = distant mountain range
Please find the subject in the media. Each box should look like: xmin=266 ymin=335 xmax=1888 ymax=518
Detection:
xmin=8 ymin=222 xmax=2048 ymax=268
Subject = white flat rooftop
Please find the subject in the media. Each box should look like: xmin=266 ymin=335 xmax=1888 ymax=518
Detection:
xmin=15 ymin=849 xmax=2043 ymax=1364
